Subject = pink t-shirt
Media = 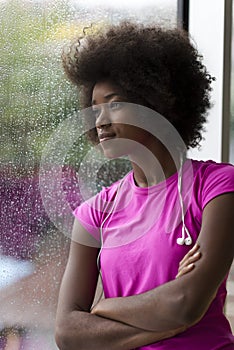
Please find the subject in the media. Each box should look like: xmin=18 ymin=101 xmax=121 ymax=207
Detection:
xmin=74 ymin=159 xmax=234 ymax=349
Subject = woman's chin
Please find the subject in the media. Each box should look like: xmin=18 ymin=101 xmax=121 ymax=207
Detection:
xmin=102 ymin=149 xmax=126 ymax=159
xmin=100 ymin=140 xmax=125 ymax=159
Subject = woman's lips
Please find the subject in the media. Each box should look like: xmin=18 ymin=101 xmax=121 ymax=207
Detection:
xmin=99 ymin=133 xmax=116 ymax=142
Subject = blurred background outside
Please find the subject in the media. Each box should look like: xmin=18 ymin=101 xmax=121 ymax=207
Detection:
xmin=0 ymin=0 xmax=233 ymax=349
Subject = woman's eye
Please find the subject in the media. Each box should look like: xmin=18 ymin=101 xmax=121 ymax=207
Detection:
xmin=109 ymin=101 xmax=121 ymax=110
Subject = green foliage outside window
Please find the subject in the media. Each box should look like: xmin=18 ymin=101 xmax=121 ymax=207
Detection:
xmin=0 ymin=0 xmax=85 ymax=170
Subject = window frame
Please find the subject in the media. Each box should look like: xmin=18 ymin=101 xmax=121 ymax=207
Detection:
xmin=186 ymin=0 xmax=233 ymax=163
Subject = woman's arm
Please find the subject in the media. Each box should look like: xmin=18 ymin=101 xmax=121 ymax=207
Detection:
xmin=176 ymin=243 xmax=201 ymax=278
xmin=55 ymin=220 xmax=194 ymax=350
xmin=91 ymin=193 xmax=234 ymax=332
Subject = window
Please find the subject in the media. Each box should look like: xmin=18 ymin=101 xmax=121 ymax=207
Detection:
xmin=0 ymin=1 xmax=177 ymax=348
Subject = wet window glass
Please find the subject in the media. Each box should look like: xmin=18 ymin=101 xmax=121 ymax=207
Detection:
xmin=0 ymin=0 xmax=177 ymax=348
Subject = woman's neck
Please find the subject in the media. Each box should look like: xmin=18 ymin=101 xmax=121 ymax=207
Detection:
xmin=129 ymin=146 xmax=184 ymax=188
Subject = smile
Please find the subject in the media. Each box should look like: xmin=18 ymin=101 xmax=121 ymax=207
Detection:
xmin=98 ymin=133 xmax=116 ymax=142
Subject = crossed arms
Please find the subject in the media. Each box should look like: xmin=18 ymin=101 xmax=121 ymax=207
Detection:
xmin=55 ymin=193 xmax=234 ymax=350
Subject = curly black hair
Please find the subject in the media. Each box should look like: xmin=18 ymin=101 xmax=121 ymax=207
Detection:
xmin=62 ymin=22 xmax=214 ymax=148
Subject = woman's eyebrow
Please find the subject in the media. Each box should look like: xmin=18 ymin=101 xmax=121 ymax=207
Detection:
xmin=103 ymin=92 xmax=121 ymax=99
xmin=92 ymin=92 xmax=122 ymax=105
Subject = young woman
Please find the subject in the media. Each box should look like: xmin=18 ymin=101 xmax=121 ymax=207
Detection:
xmin=55 ymin=22 xmax=234 ymax=349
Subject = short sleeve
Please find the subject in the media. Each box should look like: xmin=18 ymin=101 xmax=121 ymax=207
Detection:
xmin=73 ymin=181 xmax=120 ymax=241
xmin=201 ymin=162 xmax=234 ymax=210
xmin=73 ymin=190 xmax=104 ymax=241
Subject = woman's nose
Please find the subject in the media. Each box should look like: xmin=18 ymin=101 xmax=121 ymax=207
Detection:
xmin=95 ymin=106 xmax=111 ymax=129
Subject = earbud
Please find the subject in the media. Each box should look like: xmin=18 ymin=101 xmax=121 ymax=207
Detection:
xmin=176 ymin=225 xmax=192 ymax=246
xmin=184 ymin=226 xmax=192 ymax=245
xmin=184 ymin=236 xmax=192 ymax=246
xmin=176 ymin=234 xmax=192 ymax=246
xmin=177 ymin=237 xmax=185 ymax=245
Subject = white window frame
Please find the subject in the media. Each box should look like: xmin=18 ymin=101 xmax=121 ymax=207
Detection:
xmin=187 ymin=0 xmax=232 ymax=163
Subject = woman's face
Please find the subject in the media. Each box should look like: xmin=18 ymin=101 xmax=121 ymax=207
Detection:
xmin=92 ymin=80 xmax=153 ymax=159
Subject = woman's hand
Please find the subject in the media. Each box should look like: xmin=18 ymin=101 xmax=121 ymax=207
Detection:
xmin=91 ymin=244 xmax=202 ymax=316
xmin=89 ymin=194 xmax=234 ymax=337
xmin=176 ymin=244 xmax=201 ymax=279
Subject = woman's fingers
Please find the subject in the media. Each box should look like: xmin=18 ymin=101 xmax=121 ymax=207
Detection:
xmin=179 ymin=243 xmax=199 ymax=267
xmin=179 ymin=251 xmax=201 ymax=270
xmin=176 ymin=244 xmax=201 ymax=278
xmin=176 ymin=263 xmax=195 ymax=278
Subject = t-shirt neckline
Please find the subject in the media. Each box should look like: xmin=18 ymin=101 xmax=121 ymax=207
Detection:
xmin=128 ymin=158 xmax=191 ymax=194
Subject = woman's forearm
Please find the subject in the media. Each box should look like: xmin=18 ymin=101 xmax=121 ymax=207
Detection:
xmin=55 ymin=240 xmax=200 ymax=349
xmin=55 ymin=309 xmax=187 ymax=350
xmin=91 ymin=277 xmax=204 ymax=333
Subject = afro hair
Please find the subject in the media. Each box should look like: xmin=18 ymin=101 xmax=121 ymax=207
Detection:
xmin=62 ymin=21 xmax=214 ymax=148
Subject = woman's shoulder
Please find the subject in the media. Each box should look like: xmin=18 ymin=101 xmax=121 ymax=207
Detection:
xmin=184 ymin=158 xmax=234 ymax=192
xmin=190 ymin=159 xmax=234 ymax=210
xmin=73 ymin=171 xmax=133 ymax=233
xmin=191 ymin=158 xmax=234 ymax=181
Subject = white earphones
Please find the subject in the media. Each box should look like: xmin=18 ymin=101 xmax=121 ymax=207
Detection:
xmin=176 ymin=154 xmax=193 ymax=246
xmin=97 ymin=154 xmax=192 ymax=254
xmin=176 ymin=227 xmax=193 ymax=246
xmin=94 ymin=155 xmax=192 ymax=308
